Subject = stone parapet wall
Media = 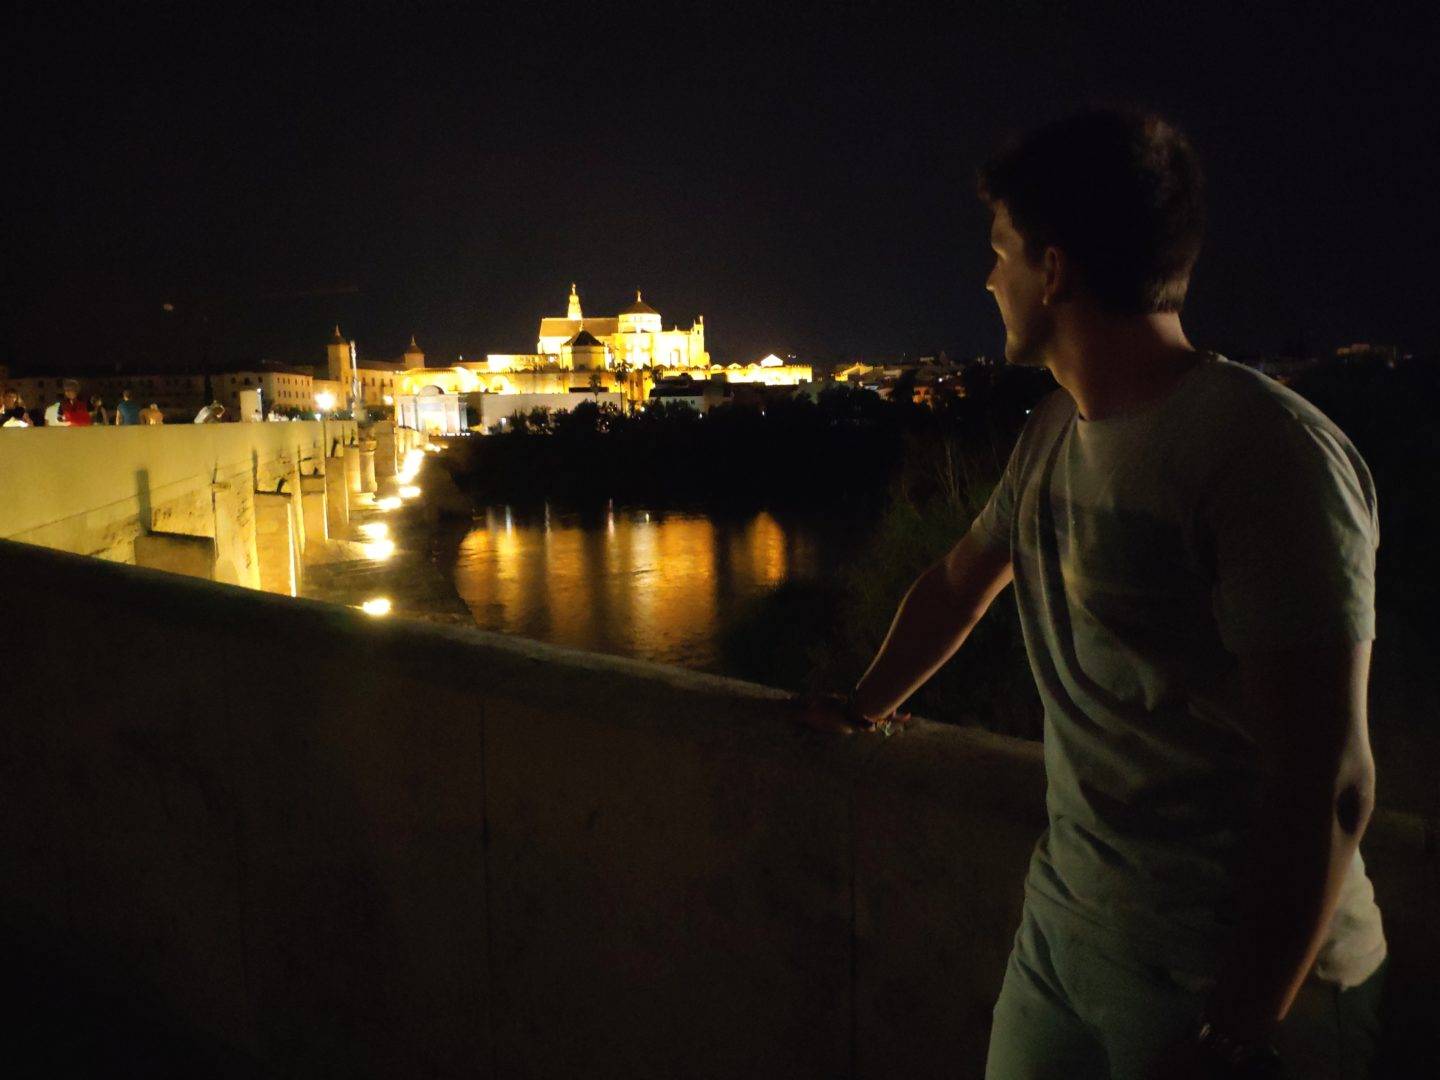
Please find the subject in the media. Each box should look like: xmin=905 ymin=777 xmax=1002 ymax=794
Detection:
xmin=0 ymin=540 xmax=1433 ymax=1076
xmin=0 ymin=419 xmax=364 ymax=593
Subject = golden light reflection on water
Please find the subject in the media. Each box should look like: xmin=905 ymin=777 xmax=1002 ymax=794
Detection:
xmin=453 ymin=507 xmax=829 ymax=670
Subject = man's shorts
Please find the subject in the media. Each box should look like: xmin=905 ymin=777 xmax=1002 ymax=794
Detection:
xmin=984 ymin=898 xmax=1385 ymax=1079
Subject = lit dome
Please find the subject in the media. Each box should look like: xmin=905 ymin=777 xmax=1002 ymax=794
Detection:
xmin=617 ymin=290 xmax=662 ymax=334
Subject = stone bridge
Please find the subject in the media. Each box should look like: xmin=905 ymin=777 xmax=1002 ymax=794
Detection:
xmin=0 ymin=426 xmax=1434 ymax=1076
xmin=0 ymin=419 xmax=419 ymax=594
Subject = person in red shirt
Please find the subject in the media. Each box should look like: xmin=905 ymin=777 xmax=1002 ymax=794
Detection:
xmin=43 ymin=380 xmax=92 ymax=426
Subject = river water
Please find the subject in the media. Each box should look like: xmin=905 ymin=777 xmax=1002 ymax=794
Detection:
xmin=450 ymin=503 xmax=860 ymax=672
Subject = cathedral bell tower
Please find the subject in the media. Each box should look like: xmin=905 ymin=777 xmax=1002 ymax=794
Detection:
xmin=567 ymin=283 xmax=583 ymax=320
xmin=327 ymin=325 xmax=357 ymax=409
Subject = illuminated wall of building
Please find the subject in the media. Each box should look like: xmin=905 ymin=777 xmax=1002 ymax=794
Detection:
xmin=529 ymin=285 xmax=709 ymax=371
xmin=716 ymin=354 xmax=813 ymax=386
xmin=392 ymin=299 xmax=810 ymax=432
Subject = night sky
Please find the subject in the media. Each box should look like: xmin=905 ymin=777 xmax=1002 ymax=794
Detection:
xmin=6 ymin=2 xmax=1436 ymax=375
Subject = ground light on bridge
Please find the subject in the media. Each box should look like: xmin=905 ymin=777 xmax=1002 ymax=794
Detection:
xmin=362 ymin=538 xmax=396 ymax=561
xmin=397 ymin=449 xmax=425 ymax=485
xmin=358 ymin=597 xmax=393 ymax=617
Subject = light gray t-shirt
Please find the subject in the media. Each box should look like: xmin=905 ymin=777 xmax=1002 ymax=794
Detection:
xmin=971 ymin=354 xmax=1386 ymax=987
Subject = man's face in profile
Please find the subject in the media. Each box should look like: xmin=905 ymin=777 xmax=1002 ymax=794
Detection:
xmin=986 ymin=204 xmax=1052 ymax=367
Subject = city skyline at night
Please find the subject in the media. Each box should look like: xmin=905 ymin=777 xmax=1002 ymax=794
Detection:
xmin=6 ymin=4 xmax=1436 ymax=377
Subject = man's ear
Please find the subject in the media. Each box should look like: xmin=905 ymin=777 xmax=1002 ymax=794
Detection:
xmin=1041 ymin=246 xmax=1072 ymax=305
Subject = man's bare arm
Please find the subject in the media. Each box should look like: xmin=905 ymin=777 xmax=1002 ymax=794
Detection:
xmin=1204 ymin=640 xmax=1376 ymax=1043
xmin=849 ymin=530 xmax=1014 ymax=720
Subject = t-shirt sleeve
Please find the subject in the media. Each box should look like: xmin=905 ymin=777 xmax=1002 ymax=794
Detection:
xmin=969 ymin=418 xmax=1032 ymax=554
xmin=1204 ymin=414 xmax=1378 ymax=653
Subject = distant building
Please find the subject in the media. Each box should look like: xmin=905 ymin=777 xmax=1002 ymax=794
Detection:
xmin=1336 ymin=342 xmax=1403 ymax=367
xmin=649 ymin=377 xmax=732 ymax=413
xmin=214 ymin=365 xmax=316 ymax=415
xmin=394 ymin=289 xmax=811 ymax=433
xmin=534 ymin=285 xmax=710 ymax=371
xmin=312 ymin=325 xmax=406 ymax=409
xmin=721 ymin=353 xmax=814 ymax=387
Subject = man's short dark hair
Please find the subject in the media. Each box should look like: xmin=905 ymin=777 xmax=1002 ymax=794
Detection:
xmin=978 ymin=107 xmax=1205 ymax=315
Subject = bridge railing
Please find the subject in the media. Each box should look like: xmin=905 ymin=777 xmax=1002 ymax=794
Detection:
xmin=0 ymin=538 xmax=1432 ymax=1077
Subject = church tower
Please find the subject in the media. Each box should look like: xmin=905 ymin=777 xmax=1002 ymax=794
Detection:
xmin=327 ymin=325 xmax=357 ymax=407
xmin=404 ymin=334 xmax=425 ymax=368
xmin=567 ymin=283 xmax=583 ymax=320
xmin=327 ymin=325 xmax=352 ymax=384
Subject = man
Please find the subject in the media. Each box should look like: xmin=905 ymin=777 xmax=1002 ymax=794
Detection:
xmin=2 ymin=388 xmax=29 ymax=427
xmin=193 ymin=401 xmax=225 ymax=423
xmin=139 ymin=402 xmax=164 ymax=425
xmin=810 ymin=109 xmax=1384 ymax=1078
xmin=113 ymin=388 xmax=141 ymax=425
xmin=43 ymin=379 xmax=92 ymax=426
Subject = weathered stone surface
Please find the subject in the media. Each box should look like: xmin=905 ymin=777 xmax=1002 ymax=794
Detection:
xmin=0 ymin=540 xmax=1434 ymax=1078
xmin=359 ymin=441 xmax=377 ymax=493
xmin=299 ymin=476 xmax=329 ymax=556
xmin=372 ymin=422 xmax=397 ymax=477
xmin=345 ymin=446 xmax=363 ymax=496
xmin=0 ymin=423 xmax=326 ymax=573
xmin=134 ymin=532 xmax=218 ymax=579
xmin=252 ymin=493 xmax=296 ymax=596
xmin=324 ymin=455 xmax=350 ymax=535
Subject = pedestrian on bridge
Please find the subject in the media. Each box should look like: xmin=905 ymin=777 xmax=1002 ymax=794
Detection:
xmin=808 ymin=107 xmax=1385 ymax=1080
xmin=2 ymin=388 xmax=30 ymax=427
xmin=113 ymin=389 xmax=141 ymax=425
xmin=43 ymin=380 xmax=91 ymax=426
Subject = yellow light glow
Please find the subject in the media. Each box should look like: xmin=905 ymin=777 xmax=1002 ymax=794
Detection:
xmin=359 ymin=597 xmax=392 ymax=616
xmin=315 ymin=391 xmax=336 ymax=411
xmin=376 ymin=496 xmax=402 ymax=511
xmin=400 ymin=485 xmax=421 ymax=499
xmin=397 ymin=448 xmax=425 ymax=483
xmin=359 ymin=521 xmax=389 ymax=540
xmin=363 ymin=539 xmax=396 ymax=561
xmin=383 ymin=394 xmax=394 ymax=405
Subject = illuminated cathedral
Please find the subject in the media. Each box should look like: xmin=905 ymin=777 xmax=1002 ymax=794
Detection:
xmin=394 ymin=284 xmax=811 ymax=433
xmin=535 ymin=285 xmax=709 ymax=371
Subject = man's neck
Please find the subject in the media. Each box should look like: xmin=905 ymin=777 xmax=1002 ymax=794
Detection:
xmin=1045 ymin=312 xmax=1199 ymax=421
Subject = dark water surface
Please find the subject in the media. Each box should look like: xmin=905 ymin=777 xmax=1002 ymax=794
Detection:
xmin=450 ymin=503 xmax=862 ymax=672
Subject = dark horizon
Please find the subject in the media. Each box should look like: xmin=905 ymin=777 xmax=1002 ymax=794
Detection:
xmin=6 ymin=4 xmax=1435 ymax=376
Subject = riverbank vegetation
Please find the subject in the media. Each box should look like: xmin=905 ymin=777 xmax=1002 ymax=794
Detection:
xmin=448 ymin=367 xmax=1054 ymax=511
xmin=446 ymin=364 xmax=1055 ymax=734
xmin=440 ymin=357 xmax=1439 ymax=802
xmin=723 ymin=355 xmax=1440 ymax=804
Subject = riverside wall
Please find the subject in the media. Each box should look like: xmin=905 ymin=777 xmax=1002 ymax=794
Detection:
xmin=0 ymin=537 xmax=1435 ymax=1077
xmin=0 ymin=420 xmax=420 ymax=594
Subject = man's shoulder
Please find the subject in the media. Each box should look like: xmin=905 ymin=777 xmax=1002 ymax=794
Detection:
xmin=1192 ymin=357 xmax=1349 ymax=445
xmin=1191 ymin=358 xmax=1376 ymax=513
xmin=1005 ymin=387 xmax=1075 ymax=475
xmin=1021 ymin=386 xmax=1077 ymax=438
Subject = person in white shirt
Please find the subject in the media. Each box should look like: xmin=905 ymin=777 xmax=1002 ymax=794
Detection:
xmin=2 ymin=388 xmax=30 ymax=427
xmin=808 ymin=107 xmax=1385 ymax=1080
